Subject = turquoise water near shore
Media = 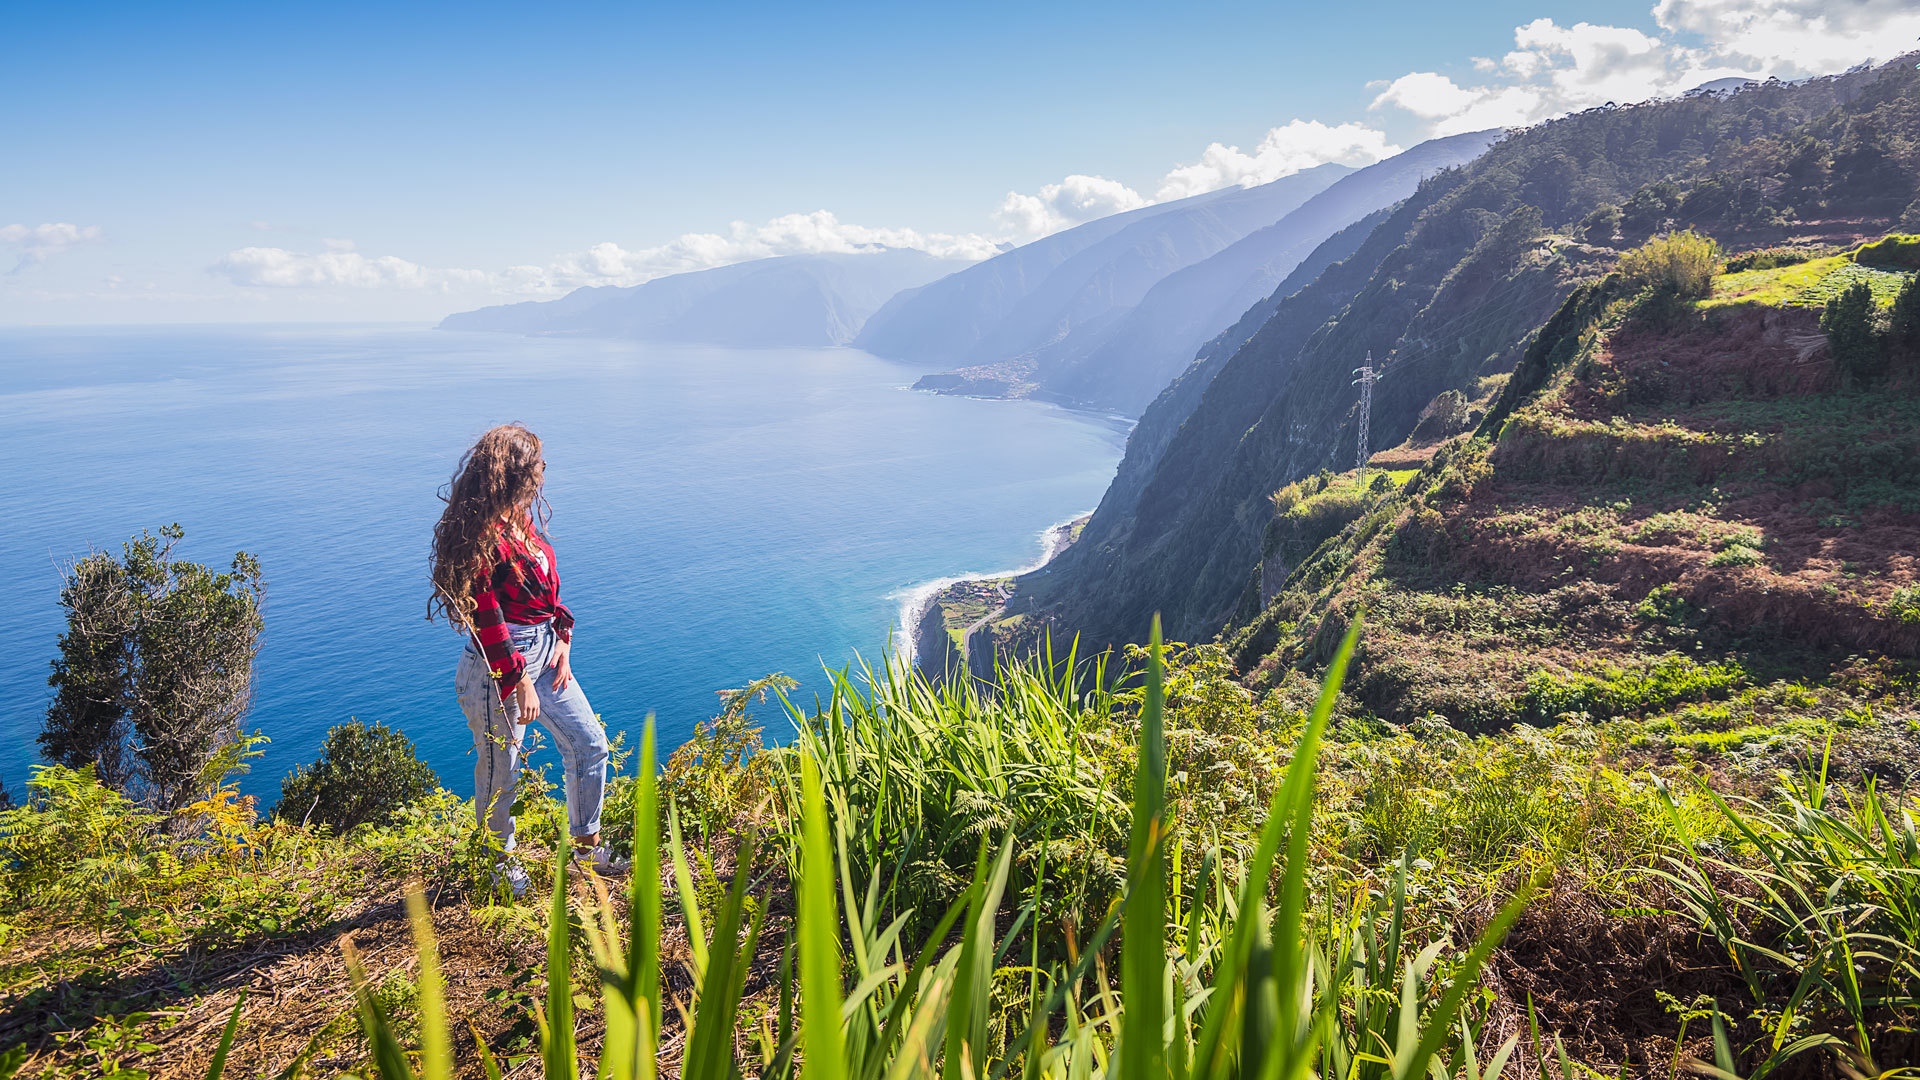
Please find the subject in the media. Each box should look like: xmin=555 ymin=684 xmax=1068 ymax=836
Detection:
xmin=0 ymin=326 xmax=1126 ymax=805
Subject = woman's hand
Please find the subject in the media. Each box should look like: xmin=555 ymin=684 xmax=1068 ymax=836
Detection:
xmin=550 ymin=638 xmax=574 ymax=692
xmin=515 ymin=674 xmax=541 ymax=723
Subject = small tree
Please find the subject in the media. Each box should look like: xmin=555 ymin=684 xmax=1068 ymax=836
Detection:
xmin=1580 ymin=204 xmax=1622 ymax=246
xmin=1411 ymin=389 xmax=1471 ymax=442
xmin=1821 ymin=280 xmax=1885 ymax=385
xmin=274 ymin=720 xmax=440 ymax=830
xmin=1619 ymin=230 xmax=1720 ymax=299
xmin=42 ymin=525 xmax=264 ymax=813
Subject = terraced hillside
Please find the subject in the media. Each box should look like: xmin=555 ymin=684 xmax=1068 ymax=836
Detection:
xmin=1224 ymin=252 xmax=1920 ymax=751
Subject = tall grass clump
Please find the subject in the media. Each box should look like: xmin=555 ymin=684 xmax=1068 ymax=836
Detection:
xmin=339 ymin=616 xmax=1541 ymax=1079
xmin=1620 ymin=230 xmax=1720 ymax=300
xmin=1656 ymin=749 xmax=1920 ymax=1078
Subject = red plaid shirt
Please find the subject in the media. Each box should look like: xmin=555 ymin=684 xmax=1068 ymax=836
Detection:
xmin=471 ymin=520 xmax=575 ymax=701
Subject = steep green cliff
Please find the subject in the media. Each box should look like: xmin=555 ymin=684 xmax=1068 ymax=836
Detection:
xmin=1020 ymin=55 xmax=1920 ymax=652
xmin=1222 ymin=255 xmax=1920 ymax=738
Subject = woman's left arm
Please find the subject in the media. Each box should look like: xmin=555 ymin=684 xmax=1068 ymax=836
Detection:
xmin=550 ymin=635 xmax=574 ymax=692
xmin=550 ymin=555 xmax=576 ymax=691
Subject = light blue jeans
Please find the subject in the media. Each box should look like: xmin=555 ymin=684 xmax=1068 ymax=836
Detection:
xmin=457 ymin=619 xmax=608 ymax=849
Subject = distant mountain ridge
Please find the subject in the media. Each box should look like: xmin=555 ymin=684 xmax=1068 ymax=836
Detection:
xmin=1038 ymin=131 xmax=1502 ymax=414
xmin=865 ymin=136 xmax=1499 ymax=416
xmin=853 ymin=163 xmax=1355 ymax=397
xmin=438 ymin=248 xmax=970 ymax=348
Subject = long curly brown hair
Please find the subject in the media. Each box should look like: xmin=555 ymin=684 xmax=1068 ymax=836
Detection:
xmin=430 ymin=423 xmax=549 ymax=628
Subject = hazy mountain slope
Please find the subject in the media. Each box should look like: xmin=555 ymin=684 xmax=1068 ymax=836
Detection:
xmin=856 ymin=164 xmax=1350 ymax=375
xmin=1005 ymin=57 xmax=1920 ymax=652
xmin=1042 ymin=131 xmax=1501 ymax=414
xmin=850 ymin=193 xmax=1227 ymax=368
xmin=438 ymin=249 xmax=968 ymax=347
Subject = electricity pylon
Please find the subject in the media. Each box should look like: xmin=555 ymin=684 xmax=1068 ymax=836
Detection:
xmin=1353 ymin=352 xmax=1379 ymax=479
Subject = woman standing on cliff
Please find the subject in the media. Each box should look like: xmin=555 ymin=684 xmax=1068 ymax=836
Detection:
xmin=430 ymin=423 xmax=625 ymax=896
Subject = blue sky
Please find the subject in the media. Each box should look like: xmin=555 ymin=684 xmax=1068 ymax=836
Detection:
xmin=4 ymin=0 xmax=1913 ymax=323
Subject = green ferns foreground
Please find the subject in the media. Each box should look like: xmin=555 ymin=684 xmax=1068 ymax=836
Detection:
xmin=5 ymin=623 xmax=1920 ymax=1077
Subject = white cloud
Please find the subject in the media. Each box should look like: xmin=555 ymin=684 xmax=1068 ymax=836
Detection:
xmin=1508 ymin=19 xmax=1674 ymax=104
xmin=212 ymin=246 xmax=438 ymax=289
xmin=211 ymin=210 xmax=1004 ymax=296
xmin=995 ymin=175 xmax=1148 ymax=238
xmin=1371 ymin=2 xmax=1920 ymax=137
xmin=521 ymin=210 xmax=1002 ymax=291
xmin=1654 ymin=0 xmax=1920 ymax=77
xmin=1371 ymin=72 xmax=1545 ymax=136
xmin=995 ymin=119 xmax=1401 ymax=241
xmin=1155 ymin=120 xmax=1400 ymax=201
xmin=1371 ymin=72 xmax=1483 ymax=119
xmin=1 ymin=222 xmax=103 ymax=270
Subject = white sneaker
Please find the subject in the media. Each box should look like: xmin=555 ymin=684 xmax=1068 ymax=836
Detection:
xmin=571 ymin=844 xmax=631 ymax=877
xmin=491 ymin=859 xmax=532 ymax=901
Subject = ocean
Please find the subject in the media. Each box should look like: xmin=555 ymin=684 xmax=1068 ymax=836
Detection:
xmin=0 ymin=325 xmax=1127 ymax=806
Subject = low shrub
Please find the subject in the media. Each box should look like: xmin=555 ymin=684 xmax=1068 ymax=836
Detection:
xmin=1620 ymin=230 xmax=1719 ymax=300
xmin=1522 ymin=654 xmax=1746 ymax=722
xmin=1710 ymin=544 xmax=1764 ymax=568
xmin=1724 ymin=245 xmax=1830 ymax=273
xmin=273 ymin=719 xmax=440 ymax=831
xmin=1853 ymin=234 xmax=1920 ymax=270
xmin=1887 ymin=586 xmax=1920 ymax=626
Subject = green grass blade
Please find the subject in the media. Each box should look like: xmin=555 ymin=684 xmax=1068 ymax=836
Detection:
xmin=342 ymin=940 xmax=414 ymax=1080
xmin=474 ymin=1026 xmax=506 ymax=1080
xmin=946 ymin=839 xmax=993 ymax=1080
xmin=203 ymin=992 xmax=244 ymax=1080
xmin=632 ymin=716 xmax=662 ymax=1066
xmin=682 ymin=834 xmax=758 ymax=1080
xmin=545 ymin=842 xmax=579 ymax=1080
xmin=405 ymin=885 xmax=452 ymax=1080
xmin=669 ymin=805 xmax=710 ymax=978
xmin=1390 ymin=880 xmax=1538 ymax=1080
xmin=800 ymin=752 xmax=850 ymax=1080
xmin=871 ymin=888 xmax=973 ymax=1080
xmin=1120 ymin=615 xmax=1170 ymax=1080
xmin=1191 ymin=615 xmax=1359 ymax=1080
xmin=1273 ymin=615 xmax=1362 ymax=1070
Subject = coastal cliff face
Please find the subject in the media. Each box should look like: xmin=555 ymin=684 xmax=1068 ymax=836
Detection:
xmin=911 ymin=591 xmax=965 ymax=683
xmin=910 ymin=519 xmax=1088 ymax=685
xmin=1017 ymin=58 xmax=1920 ymax=654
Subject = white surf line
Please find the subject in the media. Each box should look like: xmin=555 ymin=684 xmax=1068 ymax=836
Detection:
xmin=889 ymin=512 xmax=1091 ymax=669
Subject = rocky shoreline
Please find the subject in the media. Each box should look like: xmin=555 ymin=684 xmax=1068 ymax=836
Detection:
xmin=908 ymin=515 xmax=1088 ymax=684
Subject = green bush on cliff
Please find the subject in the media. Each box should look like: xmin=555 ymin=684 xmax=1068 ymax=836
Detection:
xmin=273 ymin=719 xmax=440 ymax=831
xmin=1619 ymin=229 xmax=1719 ymax=299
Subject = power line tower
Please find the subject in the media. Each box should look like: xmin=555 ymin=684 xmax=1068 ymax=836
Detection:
xmin=1352 ymin=352 xmax=1379 ymax=479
